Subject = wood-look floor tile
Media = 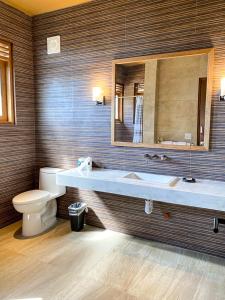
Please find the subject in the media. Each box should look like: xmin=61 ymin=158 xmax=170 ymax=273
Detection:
xmin=1 ymin=220 xmax=225 ymax=300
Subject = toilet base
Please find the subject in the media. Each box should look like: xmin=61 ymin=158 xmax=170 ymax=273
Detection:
xmin=22 ymin=199 xmax=57 ymax=237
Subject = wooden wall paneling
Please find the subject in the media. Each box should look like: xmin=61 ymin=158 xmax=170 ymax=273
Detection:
xmin=0 ymin=1 xmax=35 ymax=228
xmin=33 ymin=0 xmax=225 ymax=257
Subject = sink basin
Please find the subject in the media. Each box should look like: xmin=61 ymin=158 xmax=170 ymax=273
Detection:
xmin=123 ymin=172 xmax=179 ymax=187
xmin=123 ymin=173 xmax=142 ymax=180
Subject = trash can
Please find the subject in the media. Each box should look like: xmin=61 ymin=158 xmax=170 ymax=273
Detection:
xmin=68 ymin=202 xmax=87 ymax=232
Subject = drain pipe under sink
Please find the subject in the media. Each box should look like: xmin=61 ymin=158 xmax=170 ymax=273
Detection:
xmin=145 ymin=200 xmax=154 ymax=214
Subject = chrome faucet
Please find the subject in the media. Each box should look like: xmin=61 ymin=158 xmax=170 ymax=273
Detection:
xmin=144 ymin=154 xmax=170 ymax=161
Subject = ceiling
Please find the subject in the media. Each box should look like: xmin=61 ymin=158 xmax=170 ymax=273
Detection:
xmin=1 ymin=0 xmax=92 ymax=16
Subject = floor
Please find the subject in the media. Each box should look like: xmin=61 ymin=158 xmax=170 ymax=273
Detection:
xmin=1 ymin=221 xmax=225 ymax=300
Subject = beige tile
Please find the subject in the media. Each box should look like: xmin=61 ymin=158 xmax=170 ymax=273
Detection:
xmin=1 ymin=220 xmax=225 ymax=300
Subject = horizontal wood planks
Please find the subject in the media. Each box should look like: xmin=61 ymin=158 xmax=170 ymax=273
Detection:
xmin=32 ymin=0 xmax=225 ymax=256
xmin=59 ymin=188 xmax=225 ymax=258
xmin=0 ymin=2 xmax=35 ymax=228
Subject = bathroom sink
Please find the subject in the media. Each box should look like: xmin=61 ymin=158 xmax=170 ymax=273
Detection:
xmin=57 ymin=168 xmax=225 ymax=212
xmin=122 ymin=172 xmax=179 ymax=187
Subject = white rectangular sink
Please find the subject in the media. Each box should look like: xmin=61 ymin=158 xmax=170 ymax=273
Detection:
xmin=122 ymin=172 xmax=179 ymax=187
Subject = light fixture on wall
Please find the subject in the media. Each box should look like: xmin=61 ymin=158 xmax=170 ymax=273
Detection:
xmin=220 ymin=78 xmax=225 ymax=101
xmin=92 ymin=87 xmax=105 ymax=105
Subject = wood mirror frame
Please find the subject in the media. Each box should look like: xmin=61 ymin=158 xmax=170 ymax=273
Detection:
xmin=111 ymin=48 xmax=214 ymax=151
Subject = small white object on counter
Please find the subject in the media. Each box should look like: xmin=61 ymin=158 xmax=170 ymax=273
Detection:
xmin=57 ymin=168 xmax=225 ymax=212
xmin=77 ymin=157 xmax=92 ymax=173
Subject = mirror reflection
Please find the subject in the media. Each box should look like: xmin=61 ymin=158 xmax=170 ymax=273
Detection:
xmin=113 ymin=50 xmax=213 ymax=149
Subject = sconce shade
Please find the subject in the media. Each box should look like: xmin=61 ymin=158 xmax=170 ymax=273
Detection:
xmin=92 ymin=87 xmax=104 ymax=104
xmin=220 ymin=78 xmax=225 ymax=101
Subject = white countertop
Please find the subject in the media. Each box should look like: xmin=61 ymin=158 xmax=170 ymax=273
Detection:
xmin=57 ymin=168 xmax=225 ymax=212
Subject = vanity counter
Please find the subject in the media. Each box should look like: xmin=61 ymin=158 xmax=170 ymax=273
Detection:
xmin=57 ymin=168 xmax=225 ymax=212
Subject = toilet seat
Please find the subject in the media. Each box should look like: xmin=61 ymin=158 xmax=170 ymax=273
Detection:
xmin=13 ymin=190 xmax=50 ymax=205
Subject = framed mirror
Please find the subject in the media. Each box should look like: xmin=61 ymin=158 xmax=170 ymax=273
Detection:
xmin=111 ymin=48 xmax=214 ymax=151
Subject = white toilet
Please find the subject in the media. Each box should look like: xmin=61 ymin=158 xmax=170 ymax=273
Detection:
xmin=12 ymin=167 xmax=66 ymax=237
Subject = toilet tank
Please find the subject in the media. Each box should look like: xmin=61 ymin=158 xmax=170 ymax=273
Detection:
xmin=39 ymin=168 xmax=66 ymax=197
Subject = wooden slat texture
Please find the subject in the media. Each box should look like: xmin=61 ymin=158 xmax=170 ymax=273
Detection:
xmin=31 ymin=0 xmax=225 ymax=257
xmin=0 ymin=2 xmax=35 ymax=228
xmin=59 ymin=188 xmax=225 ymax=258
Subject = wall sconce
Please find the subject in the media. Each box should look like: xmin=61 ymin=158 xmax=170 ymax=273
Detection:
xmin=220 ymin=78 xmax=225 ymax=101
xmin=92 ymin=87 xmax=105 ymax=105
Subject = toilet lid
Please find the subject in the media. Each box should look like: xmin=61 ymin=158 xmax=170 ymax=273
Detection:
xmin=13 ymin=190 xmax=50 ymax=204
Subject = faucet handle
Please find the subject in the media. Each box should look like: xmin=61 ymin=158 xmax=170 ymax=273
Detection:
xmin=151 ymin=154 xmax=160 ymax=160
xmin=160 ymin=155 xmax=170 ymax=161
xmin=144 ymin=154 xmax=159 ymax=160
xmin=144 ymin=154 xmax=170 ymax=161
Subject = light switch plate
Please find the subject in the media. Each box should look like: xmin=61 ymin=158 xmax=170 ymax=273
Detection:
xmin=47 ymin=35 xmax=60 ymax=54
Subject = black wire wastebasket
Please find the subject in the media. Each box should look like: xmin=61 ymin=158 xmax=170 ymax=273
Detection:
xmin=68 ymin=202 xmax=87 ymax=231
